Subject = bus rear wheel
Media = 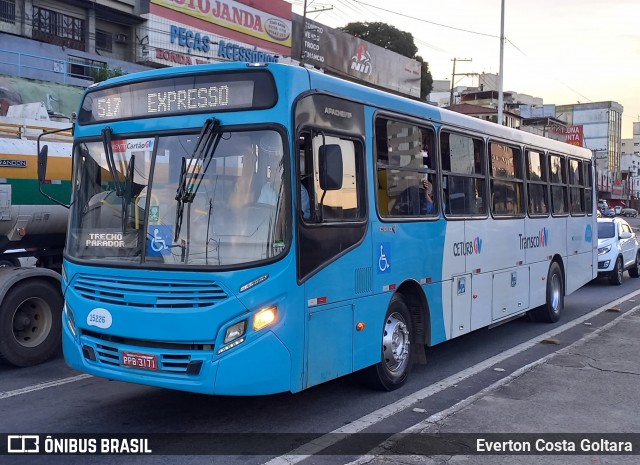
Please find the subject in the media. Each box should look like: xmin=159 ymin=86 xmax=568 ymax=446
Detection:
xmin=365 ymin=294 xmax=413 ymax=391
xmin=528 ymin=262 xmax=563 ymax=323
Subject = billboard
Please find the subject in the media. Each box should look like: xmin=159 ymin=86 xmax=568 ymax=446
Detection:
xmin=551 ymin=125 xmax=584 ymax=147
xmin=136 ymin=15 xmax=288 ymax=67
xmin=292 ymin=15 xmax=421 ymax=98
xmin=150 ymin=0 xmax=292 ymax=54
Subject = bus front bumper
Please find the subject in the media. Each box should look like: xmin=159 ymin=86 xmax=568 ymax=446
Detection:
xmin=62 ymin=309 xmax=292 ymax=396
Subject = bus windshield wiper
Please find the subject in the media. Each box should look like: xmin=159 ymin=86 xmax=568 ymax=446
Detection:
xmin=102 ymin=127 xmax=124 ymax=197
xmin=174 ymin=118 xmax=221 ymax=241
xmin=102 ymin=127 xmax=134 ymax=234
xmin=122 ymin=154 xmax=135 ymax=234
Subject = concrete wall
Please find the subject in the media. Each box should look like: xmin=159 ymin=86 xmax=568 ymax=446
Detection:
xmin=0 ymin=33 xmax=150 ymax=87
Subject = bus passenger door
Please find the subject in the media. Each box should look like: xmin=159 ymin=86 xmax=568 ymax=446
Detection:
xmin=296 ymin=131 xmax=370 ymax=388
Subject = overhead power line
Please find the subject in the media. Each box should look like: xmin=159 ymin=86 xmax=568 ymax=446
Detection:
xmin=349 ymin=0 xmax=499 ymax=38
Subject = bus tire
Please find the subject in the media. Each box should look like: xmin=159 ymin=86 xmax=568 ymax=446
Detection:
xmin=609 ymin=257 xmax=624 ymax=285
xmin=365 ymin=294 xmax=413 ymax=391
xmin=0 ymin=280 xmax=62 ymax=367
xmin=528 ymin=262 xmax=563 ymax=323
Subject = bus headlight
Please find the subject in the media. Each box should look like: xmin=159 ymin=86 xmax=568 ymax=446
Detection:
xmin=253 ymin=306 xmax=277 ymax=332
xmin=65 ymin=303 xmax=77 ymax=338
xmin=224 ymin=320 xmax=247 ymax=344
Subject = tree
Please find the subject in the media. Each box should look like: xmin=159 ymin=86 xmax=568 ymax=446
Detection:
xmin=341 ymin=22 xmax=433 ymax=99
xmin=415 ymin=56 xmax=434 ymax=101
xmin=91 ymin=64 xmax=125 ymax=83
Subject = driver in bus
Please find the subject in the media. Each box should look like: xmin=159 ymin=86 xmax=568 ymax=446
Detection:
xmin=257 ymin=133 xmax=280 ymax=206
xmin=228 ymin=136 xmax=257 ymax=209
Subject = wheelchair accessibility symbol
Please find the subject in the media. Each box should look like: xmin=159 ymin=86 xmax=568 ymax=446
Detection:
xmin=377 ymin=242 xmax=391 ymax=273
xmin=147 ymin=225 xmax=172 ymax=256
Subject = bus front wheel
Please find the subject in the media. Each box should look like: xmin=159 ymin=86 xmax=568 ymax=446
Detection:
xmin=365 ymin=294 xmax=413 ymax=391
xmin=0 ymin=280 xmax=63 ymax=366
xmin=528 ymin=262 xmax=563 ymax=323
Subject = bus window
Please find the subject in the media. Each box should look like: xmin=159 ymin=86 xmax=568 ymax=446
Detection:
xmin=584 ymin=161 xmax=593 ymax=214
xmin=549 ymin=153 xmax=568 ymax=215
xmin=526 ymin=149 xmax=549 ymax=216
xmin=298 ymin=135 xmax=313 ymax=221
xmin=310 ymin=133 xmax=363 ymax=222
xmin=375 ymin=118 xmax=437 ymax=218
xmin=489 ymin=142 xmax=524 ymax=216
xmin=568 ymin=158 xmax=585 ymax=215
xmin=440 ymin=131 xmax=485 ymax=216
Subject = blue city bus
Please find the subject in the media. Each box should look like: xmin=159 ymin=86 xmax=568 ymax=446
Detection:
xmin=50 ymin=62 xmax=597 ymax=395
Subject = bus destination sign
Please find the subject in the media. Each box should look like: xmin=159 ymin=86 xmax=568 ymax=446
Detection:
xmin=78 ymin=71 xmax=276 ymax=124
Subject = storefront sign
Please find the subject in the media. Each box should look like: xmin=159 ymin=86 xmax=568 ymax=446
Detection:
xmin=152 ymin=0 xmax=292 ymax=47
xmin=552 ymin=125 xmax=584 ymax=147
xmin=217 ymin=40 xmax=279 ymax=63
xmin=137 ymin=17 xmax=284 ymax=67
xmin=292 ymin=15 xmax=421 ymax=98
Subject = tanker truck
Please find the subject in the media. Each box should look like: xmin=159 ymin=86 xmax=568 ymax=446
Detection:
xmin=0 ymin=103 xmax=72 ymax=366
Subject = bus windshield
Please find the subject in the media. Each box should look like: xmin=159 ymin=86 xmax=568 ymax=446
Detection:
xmin=67 ymin=129 xmax=287 ymax=267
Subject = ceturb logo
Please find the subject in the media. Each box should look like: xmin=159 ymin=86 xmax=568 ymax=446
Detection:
xmin=453 ymin=237 xmax=483 ymax=256
xmin=519 ymin=228 xmax=549 ymax=250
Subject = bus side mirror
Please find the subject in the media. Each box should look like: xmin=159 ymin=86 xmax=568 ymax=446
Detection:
xmin=319 ymin=144 xmax=343 ymax=191
xmin=38 ymin=145 xmax=48 ymax=184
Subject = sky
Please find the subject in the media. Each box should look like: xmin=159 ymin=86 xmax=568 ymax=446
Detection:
xmin=286 ymin=0 xmax=640 ymax=138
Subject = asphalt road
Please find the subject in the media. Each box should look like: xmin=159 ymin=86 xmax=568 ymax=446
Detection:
xmin=2 ymin=215 xmax=640 ymax=465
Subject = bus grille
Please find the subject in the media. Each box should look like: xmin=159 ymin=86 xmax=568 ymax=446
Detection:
xmin=82 ymin=330 xmax=211 ymax=375
xmin=94 ymin=342 xmax=195 ymax=374
xmin=73 ymin=274 xmax=228 ymax=309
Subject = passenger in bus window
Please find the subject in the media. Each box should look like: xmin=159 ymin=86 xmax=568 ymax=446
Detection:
xmin=421 ymin=177 xmax=435 ymax=214
xmin=298 ymin=141 xmax=312 ymax=220
xmin=300 ymin=183 xmax=311 ymax=220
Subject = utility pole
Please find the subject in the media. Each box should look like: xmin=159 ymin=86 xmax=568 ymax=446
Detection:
xmin=299 ymin=0 xmax=308 ymax=67
xmin=449 ymin=58 xmax=472 ymax=106
xmin=497 ymin=0 xmax=505 ymax=125
xmin=298 ymin=0 xmax=332 ymax=67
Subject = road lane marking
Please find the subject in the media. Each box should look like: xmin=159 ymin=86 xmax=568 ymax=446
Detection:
xmin=2 ymin=289 xmax=639 ymax=462
xmin=345 ymin=302 xmax=640 ymax=465
xmin=0 ymin=374 xmax=93 ymax=400
xmin=262 ymin=289 xmax=640 ymax=465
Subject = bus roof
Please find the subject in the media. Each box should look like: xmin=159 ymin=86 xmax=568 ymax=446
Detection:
xmin=87 ymin=61 xmax=592 ymax=159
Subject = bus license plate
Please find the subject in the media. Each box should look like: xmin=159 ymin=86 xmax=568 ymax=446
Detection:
xmin=122 ymin=351 xmax=158 ymax=370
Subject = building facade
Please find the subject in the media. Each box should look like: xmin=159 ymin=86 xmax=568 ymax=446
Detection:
xmin=0 ymin=0 xmax=422 ymax=118
xmin=555 ymin=102 xmax=624 ymax=202
xmin=621 ymin=122 xmax=640 ymax=204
